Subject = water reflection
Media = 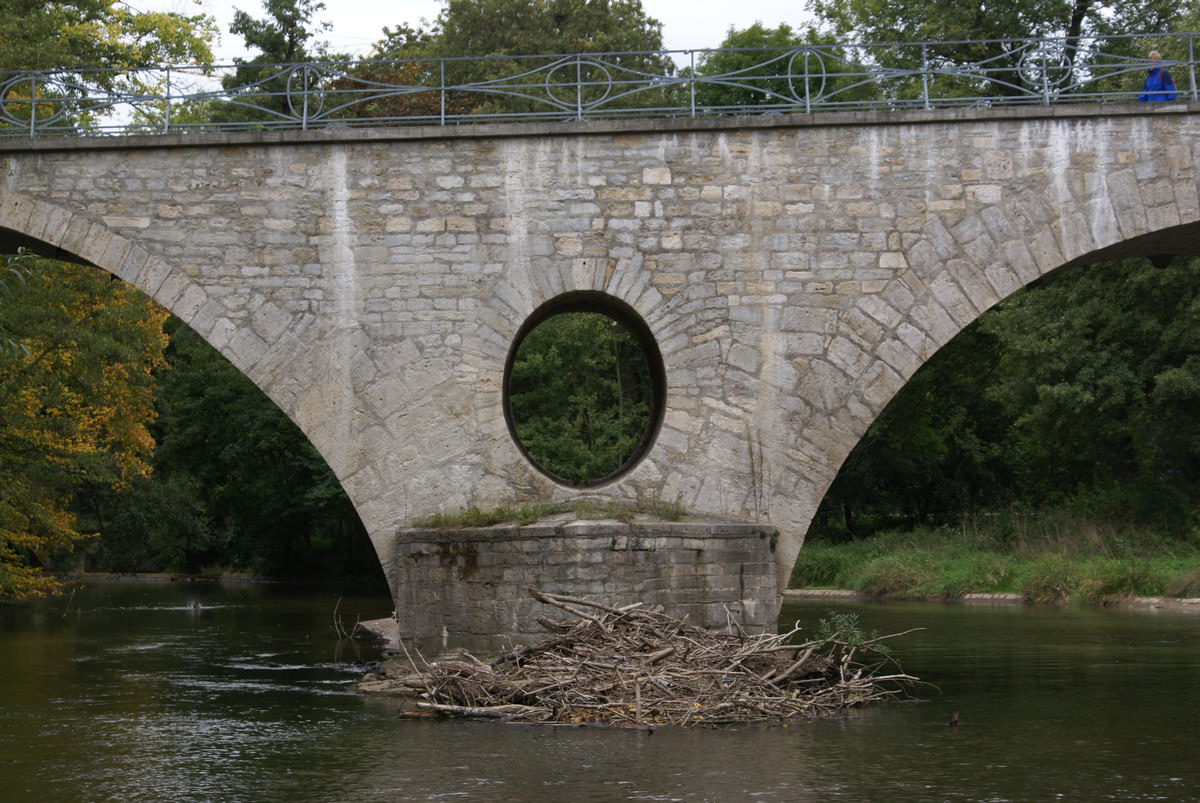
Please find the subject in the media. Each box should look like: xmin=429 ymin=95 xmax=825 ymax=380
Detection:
xmin=2 ymin=583 xmax=1199 ymax=802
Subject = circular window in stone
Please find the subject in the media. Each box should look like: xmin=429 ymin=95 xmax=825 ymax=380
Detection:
xmin=503 ymin=292 xmax=666 ymax=487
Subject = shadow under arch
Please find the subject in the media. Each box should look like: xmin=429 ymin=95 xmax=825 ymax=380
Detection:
xmin=1059 ymin=221 xmax=1200 ymax=271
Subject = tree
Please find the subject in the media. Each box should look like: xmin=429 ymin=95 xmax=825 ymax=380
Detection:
xmin=508 ymin=312 xmax=653 ymax=485
xmin=0 ymin=1 xmax=216 ymax=134
xmin=0 ymin=0 xmax=215 ymax=75
xmin=812 ymin=255 xmax=1200 ymax=542
xmin=140 ymin=318 xmax=371 ymax=577
xmin=0 ymin=257 xmax=167 ymax=598
xmin=406 ymin=0 xmax=677 ymax=118
xmin=803 ymin=0 xmax=1191 ymax=101
xmin=430 ymin=0 xmax=666 ymax=57
xmin=327 ymin=27 xmax=475 ymax=122
xmin=814 ymin=319 xmax=1014 ymax=539
xmin=87 ymin=472 xmax=216 ymax=574
xmin=980 ymin=257 xmax=1200 ymax=528
xmin=0 ymin=275 xmax=375 ymax=584
xmin=217 ymin=0 xmax=339 ymax=125
xmin=693 ymin=23 xmax=879 ymax=112
xmin=0 ymin=253 xmax=33 ymax=359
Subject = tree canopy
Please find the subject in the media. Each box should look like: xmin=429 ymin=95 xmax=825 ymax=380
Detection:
xmin=0 ymin=1 xmax=216 ymax=135
xmin=0 ymin=264 xmax=378 ymax=590
xmin=806 ymin=0 xmax=1185 ymax=43
xmin=803 ymin=0 xmax=1196 ymax=100
xmin=140 ymin=319 xmax=372 ymax=577
xmin=509 ymin=312 xmax=653 ymax=485
xmin=0 ymin=0 xmax=215 ymax=75
xmin=218 ymin=0 xmax=339 ymax=123
xmin=0 ymin=255 xmax=167 ymax=598
xmin=693 ymin=23 xmax=879 ymax=111
xmin=425 ymin=0 xmax=666 ymax=58
xmin=368 ymin=0 xmax=675 ymax=118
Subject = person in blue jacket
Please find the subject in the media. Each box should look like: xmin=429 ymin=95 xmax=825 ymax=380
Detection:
xmin=1139 ymin=51 xmax=1177 ymax=101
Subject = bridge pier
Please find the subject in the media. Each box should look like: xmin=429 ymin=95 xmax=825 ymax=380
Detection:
xmin=386 ymin=517 xmax=779 ymax=654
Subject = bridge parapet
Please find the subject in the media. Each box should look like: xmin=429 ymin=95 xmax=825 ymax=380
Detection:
xmin=2 ymin=32 xmax=1197 ymax=136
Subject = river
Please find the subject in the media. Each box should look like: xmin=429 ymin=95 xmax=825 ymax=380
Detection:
xmin=1 ymin=579 xmax=1198 ymax=802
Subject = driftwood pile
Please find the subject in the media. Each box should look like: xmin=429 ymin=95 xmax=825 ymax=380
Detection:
xmin=393 ymin=587 xmax=918 ymax=727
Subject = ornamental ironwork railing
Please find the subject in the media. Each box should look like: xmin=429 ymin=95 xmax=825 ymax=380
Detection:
xmin=0 ymin=32 xmax=1196 ymax=138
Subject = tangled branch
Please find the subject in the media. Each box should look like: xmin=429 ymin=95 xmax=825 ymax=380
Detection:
xmin=388 ymin=587 xmax=919 ymax=727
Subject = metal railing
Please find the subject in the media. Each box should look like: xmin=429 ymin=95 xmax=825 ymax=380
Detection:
xmin=1 ymin=32 xmax=1196 ymax=138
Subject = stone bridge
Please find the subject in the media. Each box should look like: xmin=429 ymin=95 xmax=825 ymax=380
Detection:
xmin=3 ymin=103 xmax=1198 ymax=647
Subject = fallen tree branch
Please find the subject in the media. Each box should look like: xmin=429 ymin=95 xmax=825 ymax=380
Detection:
xmin=417 ymin=702 xmax=549 ymax=720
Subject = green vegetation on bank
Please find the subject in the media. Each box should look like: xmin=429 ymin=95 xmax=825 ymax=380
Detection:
xmin=791 ymin=510 xmax=1200 ymax=605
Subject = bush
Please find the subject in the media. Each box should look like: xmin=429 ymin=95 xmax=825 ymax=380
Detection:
xmin=1163 ymin=568 xmax=1200 ymax=598
xmin=857 ymin=554 xmax=939 ymax=598
xmin=935 ymin=554 xmax=1014 ymax=597
xmin=790 ymin=544 xmax=859 ymax=587
xmin=1077 ymin=558 xmax=1164 ymax=605
xmin=1020 ymin=554 xmax=1079 ymax=603
xmin=790 ymin=514 xmax=1197 ymax=603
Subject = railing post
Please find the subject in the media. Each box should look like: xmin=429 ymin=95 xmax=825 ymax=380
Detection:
xmin=576 ymin=55 xmax=583 ymax=121
xmin=1041 ymin=41 xmax=1051 ymax=105
xmin=27 ymin=73 xmax=36 ymax=138
xmin=921 ymin=44 xmax=931 ymax=110
xmin=163 ymin=68 xmax=172 ymax=134
xmin=1190 ymin=33 xmax=1198 ymax=102
xmin=689 ymin=51 xmax=696 ymax=118
xmin=440 ymin=59 xmax=446 ymax=126
xmin=803 ymin=50 xmax=812 ymax=114
xmin=301 ymin=66 xmax=309 ymax=131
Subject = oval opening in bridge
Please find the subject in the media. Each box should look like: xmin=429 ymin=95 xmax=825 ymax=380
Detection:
xmin=503 ymin=292 xmax=665 ymax=487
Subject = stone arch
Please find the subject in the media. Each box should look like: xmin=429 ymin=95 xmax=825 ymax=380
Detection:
xmin=0 ymin=193 xmax=323 ymax=430
xmin=0 ymin=189 xmax=360 ymax=487
xmin=0 ymin=189 xmax=379 ymax=559
xmin=773 ymin=209 xmax=1200 ymax=592
xmin=0 ymin=192 xmax=213 ymax=325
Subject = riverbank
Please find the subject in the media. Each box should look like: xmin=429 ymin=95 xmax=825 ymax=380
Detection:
xmin=789 ymin=524 xmax=1200 ymax=606
xmin=783 ymin=588 xmax=1200 ymax=613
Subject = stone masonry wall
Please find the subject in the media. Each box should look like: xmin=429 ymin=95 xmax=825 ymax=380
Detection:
xmin=388 ymin=519 xmax=778 ymax=653
xmin=2 ymin=105 xmax=1199 ymax=619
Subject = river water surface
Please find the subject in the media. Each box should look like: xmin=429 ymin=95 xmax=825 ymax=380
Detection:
xmin=2 ymin=580 xmax=1199 ymax=802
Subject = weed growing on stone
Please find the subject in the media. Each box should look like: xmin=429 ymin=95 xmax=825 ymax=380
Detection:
xmin=412 ymin=497 xmax=688 ymax=529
